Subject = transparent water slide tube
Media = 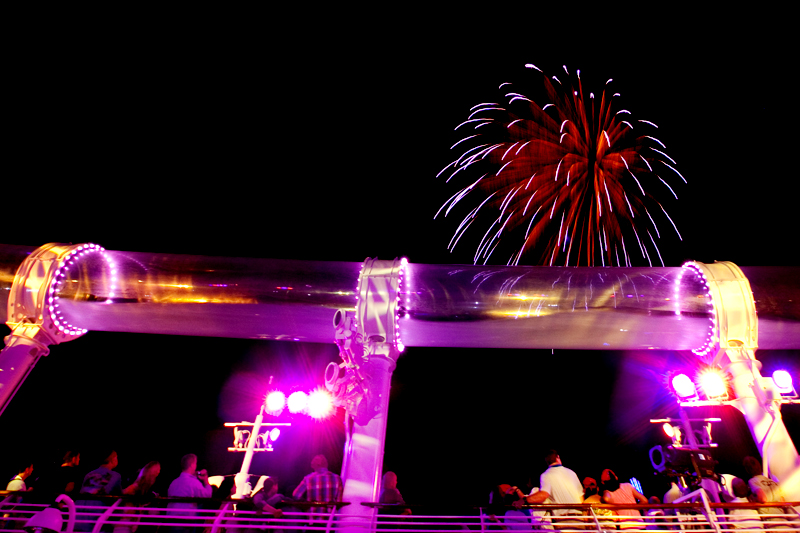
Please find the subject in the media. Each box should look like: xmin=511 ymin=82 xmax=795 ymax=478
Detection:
xmin=404 ymin=264 xmax=800 ymax=350
xmin=1 ymin=245 xmax=798 ymax=350
xmin=0 ymin=246 xmax=360 ymax=343
xmin=404 ymin=264 xmax=710 ymax=350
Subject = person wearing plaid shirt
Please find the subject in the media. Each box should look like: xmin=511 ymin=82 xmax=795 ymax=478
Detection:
xmin=292 ymin=455 xmax=343 ymax=522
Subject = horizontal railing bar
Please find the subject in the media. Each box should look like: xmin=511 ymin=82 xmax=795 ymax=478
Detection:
xmin=2 ymin=498 xmax=799 ymax=533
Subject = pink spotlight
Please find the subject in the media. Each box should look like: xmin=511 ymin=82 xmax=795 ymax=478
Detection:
xmin=671 ymin=374 xmax=697 ymax=400
xmin=265 ymin=391 xmax=286 ymax=414
xmin=269 ymin=428 xmax=281 ymax=441
xmin=773 ymin=370 xmax=793 ymax=392
xmin=287 ymin=391 xmax=308 ymax=414
xmin=307 ymin=388 xmax=334 ymax=419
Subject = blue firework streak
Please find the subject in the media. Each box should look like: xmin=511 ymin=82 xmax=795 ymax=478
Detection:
xmin=435 ymin=64 xmax=685 ymax=267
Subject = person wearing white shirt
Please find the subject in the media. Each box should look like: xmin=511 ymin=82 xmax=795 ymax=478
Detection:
xmin=513 ymin=450 xmax=583 ymax=529
xmin=6 ymin=462 xmax=33 ymax=492
xmin=728 ymin=478 xmax=763 ymax=531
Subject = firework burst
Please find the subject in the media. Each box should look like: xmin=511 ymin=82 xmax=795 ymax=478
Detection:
xmin=435 ymin=64 xmax=685 ymax=267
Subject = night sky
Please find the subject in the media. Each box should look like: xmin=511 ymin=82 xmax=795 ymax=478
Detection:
xmin=2 ymin=18 xmax=797 ymax=508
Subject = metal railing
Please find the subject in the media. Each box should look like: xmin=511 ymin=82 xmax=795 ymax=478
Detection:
xmin=2 ymin=492 xmax=798 ymax=533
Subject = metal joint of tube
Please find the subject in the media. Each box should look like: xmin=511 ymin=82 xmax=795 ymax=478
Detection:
xmin=327 ymin=258 xmax=405 ymax=425
xmin=1 ymin=243 xmax=113 ymax=416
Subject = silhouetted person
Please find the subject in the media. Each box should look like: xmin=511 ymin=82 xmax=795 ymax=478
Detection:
xmin=292 ymin=455 xmax=342 ymax=526
xmin=515 ymin=450 xmax=583 ymax=529
xmin=77 ymin=450 xmax=122 ymax=532
xmin=743 ymin=456 xmax=786 ymax=527
xmin=601 ymin=468 xmax=647 ymax=530
xmin=728 ymin=477 xmax=763 ymax=531
xmin=81 ymin=450 xmax=122 ymax=496
xmin=6 ymin=460 xmax=33 ymax=492
xmin=167 ymin=454 xmax=212 ymax=533
xmin=45 ymin=450 xmax=82 ymax=496
xmin=2 ymin=460 xmax=34 ymax=530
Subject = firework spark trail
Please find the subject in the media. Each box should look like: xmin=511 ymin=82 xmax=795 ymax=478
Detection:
xmin=435 ymin=64 xmax=684 ymax=266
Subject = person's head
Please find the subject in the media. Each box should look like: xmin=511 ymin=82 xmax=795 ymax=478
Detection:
xmin=649 ymin=496 xmax=661 ymax=504
xmin=743 ymin=456 xmax=762 ymax=478
xmin=490 ymin=484 xmax=511 ymax=505
xmin=544 ymin=449 xmax=560 ymax=466
xmin=310 ymin=454 xmax=328 ymax=471
xmin=583 ymin=477 xmax=598 ymax=498
xmin=503 ymin=492 xmax=518 ymax=506
xmin=732 ymin=477 xmax=750 ymax=499
xmin=181 ymin=454 xmax=198 ymax=474
xmin=263 ymin=477 xmax=279 ymax=497
xmin=140 ymin=461 xmax=161 ymax=485
xmin=383 ymin=471 xmax=398 ymax=490
xmin=62 ymin=451 xmax=80 ymax=467
xmin=600 ymin=469 xmax=620 ymax=492
xmin=102 ymin=451 xmax=118 ymax=470
xmin=132 ymin=461 xmax=161 ymax=495
xmin=17 ymin=461 xmax=33 ymax=479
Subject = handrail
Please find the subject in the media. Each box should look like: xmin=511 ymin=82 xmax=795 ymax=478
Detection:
xmin=699 ymin=488 xmax=723 ymax=533
xmin=209 ymin=501 xmax=231 ymax=533
xmin=91 ymin=499 xmax=121 ymax=533
xmin=2 ymin=498 xmax=798 ymax=533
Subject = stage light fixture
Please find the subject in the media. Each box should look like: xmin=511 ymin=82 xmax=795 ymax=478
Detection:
xmin=671 ymin=374 xmax=697 ymax=400
xmin=287 ymin=391 xmax=308 ymax=413
xmin=265 ymin=391 xmax=286 ymax=414
xmin=698 ymin=368 xmax=728 ymax=400
xmin=269 ymin=428 xmax=281 ymax=441
xmin=773 ymin=370 xmax=794 ymax=393
xmin=663 ymin=423 xmax=682 ymax=446
xmin=307 ymin=388 xmax=334 ymax=419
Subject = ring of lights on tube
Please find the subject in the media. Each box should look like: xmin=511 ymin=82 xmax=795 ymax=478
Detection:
xmin=354 ymin=257 xmax=408 ymax=354
xmin=47 ymin=244 xmax=117 ymax=336
xmin=397 ymin=257 xmax=408 ymax=352
xmin=675 ymin=261 xmax=717 ymax=357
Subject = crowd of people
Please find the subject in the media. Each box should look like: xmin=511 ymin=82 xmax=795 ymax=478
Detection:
xmin=487 ymin=449 xmax=794 ymax=530
xmin=1 ymin=450 xmax=351 ymax=531
xmin=3 ymin=447 xmax=794 ymax=531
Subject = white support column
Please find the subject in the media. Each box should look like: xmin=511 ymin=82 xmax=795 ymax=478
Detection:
xmin=233 ymin=405 xmax=265 ymax=499
xmin=693 ymin=261 xmax=800 ymax=500
xmin=724 ymin=347 xmax=800 ymax=499
xmin=329 ymin=258 xmax=406 ymax=532
xmin=0 ymin=326 xmax=50 ymax=416
xmin=2 ymin=243 xmax=103 ymax=415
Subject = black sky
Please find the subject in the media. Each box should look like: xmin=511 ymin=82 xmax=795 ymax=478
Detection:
xmin=2 ymin=17 xmax=797 ymax=506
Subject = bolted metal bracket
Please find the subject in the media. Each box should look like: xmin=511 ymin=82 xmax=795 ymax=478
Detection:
xmin=2 ymin=243 xmax=111 ymax=415
xmin=687 ymin=261 xmax=758 ymax=364
xmin=327 ymin=258 xmax=407 ymax=424
xmin=6 ymin=242 xmax=113 ymax=344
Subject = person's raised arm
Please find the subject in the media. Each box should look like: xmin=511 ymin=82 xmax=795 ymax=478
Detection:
xmin=292 ymin=478 xmax=307 ymax=500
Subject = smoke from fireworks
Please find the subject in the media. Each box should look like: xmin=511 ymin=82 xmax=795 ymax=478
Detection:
xmin=435 ymin=64 xmax=684 ymax=267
